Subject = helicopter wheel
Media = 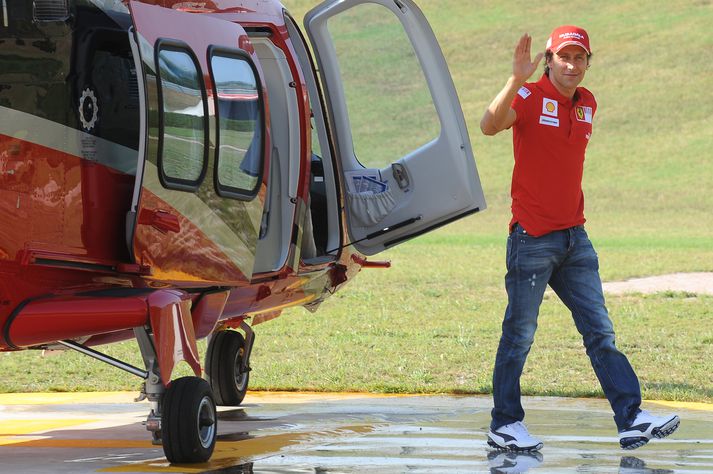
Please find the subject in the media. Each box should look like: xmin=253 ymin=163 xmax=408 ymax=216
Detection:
xmin=206 ymin=330 xmax=250 ymax=406
xmin=161 ymin=376 xmax=217 ymax=463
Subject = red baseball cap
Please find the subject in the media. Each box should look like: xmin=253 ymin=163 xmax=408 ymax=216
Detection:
xmin=546 ymin=25 xmax=591 ymax=54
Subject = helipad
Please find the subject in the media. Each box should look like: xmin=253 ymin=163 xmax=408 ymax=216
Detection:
xmin=0 ymin=391 xmax=711 ymax=473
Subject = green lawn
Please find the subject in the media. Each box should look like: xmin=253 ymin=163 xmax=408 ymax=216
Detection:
xmin=1 ymin=0 xmax=712 ymax=401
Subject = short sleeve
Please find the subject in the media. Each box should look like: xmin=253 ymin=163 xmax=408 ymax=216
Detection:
xmin=510 ymin=85 xmax=532 ymax=128
xmin=591 ymin=95 xmax=598 ymax=118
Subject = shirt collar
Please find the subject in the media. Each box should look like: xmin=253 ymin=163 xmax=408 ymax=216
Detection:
xmin=535 ymin=73 xmax=580 ymax=105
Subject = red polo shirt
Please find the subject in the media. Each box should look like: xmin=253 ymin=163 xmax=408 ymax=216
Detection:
xmin=509 ymin=73 xmax=596 ymax=236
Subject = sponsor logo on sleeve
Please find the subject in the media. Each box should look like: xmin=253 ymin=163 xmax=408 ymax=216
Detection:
xmin=539 ymin=115 xmax=560 ymax=127
xmin=542 ymin=98 xmax=558 ymax=117
xmin=575 ymin=106 xmax=593 ymax=123
xmin=517 ymin=87 xmax=531 ymax=99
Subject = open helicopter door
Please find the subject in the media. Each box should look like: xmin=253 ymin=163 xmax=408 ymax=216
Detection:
xmin=305 ymin=0 xmax=486 ymax=256
xmin=127 ymin=2 xmax=267 ymax=282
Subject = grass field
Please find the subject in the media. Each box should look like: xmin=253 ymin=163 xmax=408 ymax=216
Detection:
xmin=1 ymin=0 xmax=712 ymax=402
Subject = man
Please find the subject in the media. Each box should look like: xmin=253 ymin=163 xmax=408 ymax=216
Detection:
xmin=479 ymin=26 xmax=680 ymax=451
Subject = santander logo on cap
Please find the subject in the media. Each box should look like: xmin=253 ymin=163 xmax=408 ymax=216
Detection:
xmin=545 ymin=25 xmax=591 ymax=54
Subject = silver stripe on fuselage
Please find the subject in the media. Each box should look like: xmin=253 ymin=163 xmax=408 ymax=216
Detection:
xmin=0 ymin=105 xmax=138 ymax=175
xmin=0 ymin=104 xmax=262 ymax=279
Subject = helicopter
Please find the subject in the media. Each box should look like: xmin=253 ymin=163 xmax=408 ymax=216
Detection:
xmin=0 ymin=0 xmax=486 ymax=463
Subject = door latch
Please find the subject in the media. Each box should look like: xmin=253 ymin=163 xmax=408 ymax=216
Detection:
xmin=391 ymin=163 xmax=410 ymax=190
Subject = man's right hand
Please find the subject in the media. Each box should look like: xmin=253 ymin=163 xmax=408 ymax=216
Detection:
xmin=512 ymin=33 xmax=544 ymax=84
xmin=480 ymin=33 xmax=544 ymax=136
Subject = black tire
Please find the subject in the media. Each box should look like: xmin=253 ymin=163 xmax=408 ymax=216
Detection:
xmin=161 ymin=376 xmax=217 ymax=463
xmin=205 ymin=330 xmax=250 ymax=406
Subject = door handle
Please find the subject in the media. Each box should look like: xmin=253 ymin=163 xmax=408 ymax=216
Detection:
xmin=138 ymin=208 xmax=181 ymax=234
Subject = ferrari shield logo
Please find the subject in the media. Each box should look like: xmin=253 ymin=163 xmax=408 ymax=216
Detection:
xmin=575 ymin=106 xmax=593 ymax=123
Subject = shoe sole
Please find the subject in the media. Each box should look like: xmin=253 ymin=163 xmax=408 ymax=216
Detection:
xmin=620 ymin=436 xmax=649 ymax=450
xmin=653 ymin=417 xmax=680 ymax=439
xmin=487 ymin=436 xmax=543 ymax=452
xmin=620 ymin=416 xmax=680 ymax=450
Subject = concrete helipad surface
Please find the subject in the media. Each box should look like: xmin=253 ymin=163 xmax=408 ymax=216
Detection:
xmin=0 ymin=392 xmax=711 ymax=473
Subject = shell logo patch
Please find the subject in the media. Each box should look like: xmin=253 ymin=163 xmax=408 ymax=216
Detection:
xmin=542 ymin=98 xmax=558 ymax=117
xmin=575 ymin=106 xmax=593 ymax=123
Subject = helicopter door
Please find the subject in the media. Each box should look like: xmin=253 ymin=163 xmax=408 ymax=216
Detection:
xmin=305 ymin=0 xmax=486 ymax=256
xmin=127 ymin=2 xmax=267 ymax=282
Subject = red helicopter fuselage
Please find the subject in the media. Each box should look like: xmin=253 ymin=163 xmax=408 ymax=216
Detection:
xmin=0 ymin=0 xmax=352 ymax=356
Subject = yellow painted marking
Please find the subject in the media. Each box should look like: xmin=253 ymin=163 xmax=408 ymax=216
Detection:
xmin=0 ymin=419 xmax=97 ymax=446
xmin=0 ymin=392 xmax=136 ymax=405
xmin=243 ymin=390 xmax=421 ymax=404
xmin=646 ymin=400 xmax=713 ymax=412
xmin=3 ymin=439 xmax=153 ymax=449
xmin=0 ymin=391 xmax=418 ymax=407
xmin=100 ymin=425 xmax=378 ymax=473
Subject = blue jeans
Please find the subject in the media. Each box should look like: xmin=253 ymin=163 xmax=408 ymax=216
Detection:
xmin=491 ymin=224 xmax=641 ymax=432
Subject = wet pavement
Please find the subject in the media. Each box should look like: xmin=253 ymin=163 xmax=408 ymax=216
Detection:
xmin=0 ymin=391 xmax=711 ymax=473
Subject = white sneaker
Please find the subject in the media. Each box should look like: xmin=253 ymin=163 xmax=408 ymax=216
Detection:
xmin=487 ymin=421 xmax=544 ymax=451
xmin=487 ymin=450 xmax=543 ymax=473
xmin=619 ymin=410 xmax=680 ymax=450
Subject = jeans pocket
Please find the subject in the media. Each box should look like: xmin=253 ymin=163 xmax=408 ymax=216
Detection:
xmin=506 ymin=235 xmax=513 ymax=264
xmin=506 ymin=234 xmax=517 ymax=270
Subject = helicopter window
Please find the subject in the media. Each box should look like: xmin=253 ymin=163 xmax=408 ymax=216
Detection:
xmin=209 ymin=48 xmax=264 ymax=200
xmin=326 ymin=3 xmax=441 ymax=170
xmin=156 ymin=43 xmax=208 ymax=191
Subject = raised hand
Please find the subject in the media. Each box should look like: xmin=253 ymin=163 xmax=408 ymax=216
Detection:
xmin=512 ymin=33 xmax=544 ymax=83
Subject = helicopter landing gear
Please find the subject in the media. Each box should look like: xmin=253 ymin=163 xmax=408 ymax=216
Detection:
xmin=59 ymin=327 xmax=218 ymax=463
xmin=134 ymin=328 xmax=217 ymax=463
xmin=205 ymin=322 xmax=254 ymax=406
xmin=161 ymin=376 xmax=217 ymax=463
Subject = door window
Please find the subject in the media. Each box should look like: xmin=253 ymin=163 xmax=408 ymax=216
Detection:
xmin=210 ymin=49 xmax=264 ymax=199
xmin=156 ymin=43 xmax=208 ymax=190
xmin=326 ymin=3 xmax=440 ymax=169
xmin=305 ymin=0 xmax=486 ymax=256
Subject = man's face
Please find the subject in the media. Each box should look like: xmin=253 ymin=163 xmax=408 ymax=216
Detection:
xmin=547 ymin=44 xmax=589 ymax=94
